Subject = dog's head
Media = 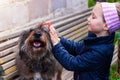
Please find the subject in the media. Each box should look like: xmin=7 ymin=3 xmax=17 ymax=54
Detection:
xmin=19 ymin=24 xmax=53 ymax=60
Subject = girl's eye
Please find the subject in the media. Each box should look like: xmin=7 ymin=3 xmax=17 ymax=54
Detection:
xmin=92 ymin=13 xmax=96 ymax=19
xmin=92 ymin=16 xmax=95 ymax=19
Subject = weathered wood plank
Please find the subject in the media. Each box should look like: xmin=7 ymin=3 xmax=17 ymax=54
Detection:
xmin=0 ymin=52 xmax=16 ymax=65
xmin=50 ymin=8 xmax=92 ymax=24
xmin=53 ymin=11 xmax=91 ymax=29
xmin=0 ymin=60 xmax=16 ymax=71
xmin=59 ymin=21 xmax=87 ymax=37
xmin=64 ymin=26 xmax=87 ymax=39
xmin=56 ymin=17 xmax=88 ymax=33
xmin=62 ymin=70 xmax=73 ymax=80
xmin=69 ymin=29 xmax=88 ymax=40
xmin=0 ymin=38 xmax=18 ymax=51
xmin=2 ymin=66 xmax=17 ymax=76
xmin=74 ymin=33 xmax=88 ymax=42
xmin=0 ymin=70 xmax=18 ymax=80
xmin=0 ymin=46 xmax=17 ymax=58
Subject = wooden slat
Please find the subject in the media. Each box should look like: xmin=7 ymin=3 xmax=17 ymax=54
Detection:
xmin=60 ymin=21 xmax=87 ymax=37
xmin=0 ymin=60 xmax=16 ymax=71
xmin=2 ymin=66 xmax=16 ymax=76
xmin=0 ymin=52 xmax=16 ymax=65
xmin=62 ymin=70 xmax=73 ymax=80
xmin=0 ymin=32 xmax=19 ymax=42
xmin=111 ymin=45 xmax=118 ymax=65
xmin=64 ymin=72 xmax=73 ymax=80
xmin=56 ymin=16 xmax=88 ymax=33
xmin=113 ymin=45 xmax=118 ymax=55
xmin=0 ymin=66 xmax=17 ymax=76
xmin=53 ymin=11 xmax=91 ymax=29
xmin=0 ymin=46 xmax=17 ymax=57
xmin=64 ymin=26 xmax=87 ymax=39
xmin=74 ymin=33 xmax=88 ymax=42
xmin=3 ymin=66 xmax=17 ymax=76
xmin=0 ymin=70 xmax=18 ymax=80
xmin=111 ymin=52 xmax=117 ymax=65
xmin=0 ymin=38 xmax=18 ymax=51
xmin=50 ymin=8 xmax=92 ymax=24
xmin=0 ymin=25 xmax=35 ymax=42
xmin=68 ymin=28 xmax=88 ymax=40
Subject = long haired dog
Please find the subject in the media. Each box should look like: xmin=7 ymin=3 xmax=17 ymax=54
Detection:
xmin=16 ymin=24 xmax=62 ymax=80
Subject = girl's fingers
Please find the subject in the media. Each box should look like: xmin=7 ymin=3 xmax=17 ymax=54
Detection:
xmin=49 ymin=26 xmax=60 ymax=45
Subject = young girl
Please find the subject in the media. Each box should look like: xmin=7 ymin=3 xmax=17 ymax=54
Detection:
xmin=49 ymin=2 xmax=120 ymax=80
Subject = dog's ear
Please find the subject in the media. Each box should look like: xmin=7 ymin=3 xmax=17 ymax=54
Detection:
xmin=18 ymin=30 xmax=30 ymax=59
xmin=19 ymin=30 xmax=31 ymax=47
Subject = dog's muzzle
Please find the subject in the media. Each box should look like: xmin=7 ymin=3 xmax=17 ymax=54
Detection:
xmin=34 ymin=32 xmax=41 ymax=38
xmin=32 ymin=32 xmax=44 ymax=48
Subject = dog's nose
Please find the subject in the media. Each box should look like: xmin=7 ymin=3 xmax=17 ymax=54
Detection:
xmin=34 ymin=32 xmax=41 ymax=38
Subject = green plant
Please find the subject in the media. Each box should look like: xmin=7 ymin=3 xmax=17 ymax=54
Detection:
xmin=114 ymin=30 xmax=120 ymax=45
xmin=88 ymin=0 xmax=95 ymax=7
xmin=110 ymin=63 xmax=119 ymax=80
xmin=117 ymin=0 xmax=120 ymax=2
xmin=107 ymin=0 xmax=116 ymax=2
xmin=88 ymin=0 xmax=120 ymax=8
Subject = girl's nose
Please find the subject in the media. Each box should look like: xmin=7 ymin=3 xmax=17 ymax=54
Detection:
xmin=87 ymin=16 xmax=91 ymax=21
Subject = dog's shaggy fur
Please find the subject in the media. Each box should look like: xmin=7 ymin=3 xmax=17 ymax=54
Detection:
xmin=16 ymin=24 xmax=62 ymax=80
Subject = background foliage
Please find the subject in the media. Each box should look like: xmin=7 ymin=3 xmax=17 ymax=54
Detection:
xmin=88 ymin=0 xmax=120 ymax=7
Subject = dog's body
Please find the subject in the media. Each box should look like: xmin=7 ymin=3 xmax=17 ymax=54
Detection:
xmin=16 ymin=24 xmax=62 ymax=80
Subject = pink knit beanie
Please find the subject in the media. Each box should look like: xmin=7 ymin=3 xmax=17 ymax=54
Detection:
xmin=101 ymin=2 xmax=120 ymax=33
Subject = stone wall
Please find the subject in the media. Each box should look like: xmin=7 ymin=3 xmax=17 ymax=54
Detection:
xmin=0 ymin=0 xmax=88 ymax=32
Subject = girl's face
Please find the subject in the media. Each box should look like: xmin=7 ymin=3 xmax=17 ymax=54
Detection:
xmin=87 ymin=3 xmax=107 ymax=35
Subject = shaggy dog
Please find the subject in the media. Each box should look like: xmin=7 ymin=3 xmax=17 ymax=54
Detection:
xmin=16 ymin=24 xmax=62 ymax=80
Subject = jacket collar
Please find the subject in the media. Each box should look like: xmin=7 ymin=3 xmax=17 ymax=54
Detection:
xmin=84 ymin=32 xmax=115 ymax=46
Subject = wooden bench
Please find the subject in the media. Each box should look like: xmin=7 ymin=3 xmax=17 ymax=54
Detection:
xmin=0 ymin=7 xmax=117 ymax=80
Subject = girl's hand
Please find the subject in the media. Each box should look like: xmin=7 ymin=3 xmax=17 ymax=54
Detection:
xmin=49 ymin=26 xmax=60 ymax=46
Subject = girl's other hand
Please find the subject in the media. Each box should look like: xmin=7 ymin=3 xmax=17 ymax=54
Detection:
xmin=49 ymin=26 xmax=60 ymax=46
